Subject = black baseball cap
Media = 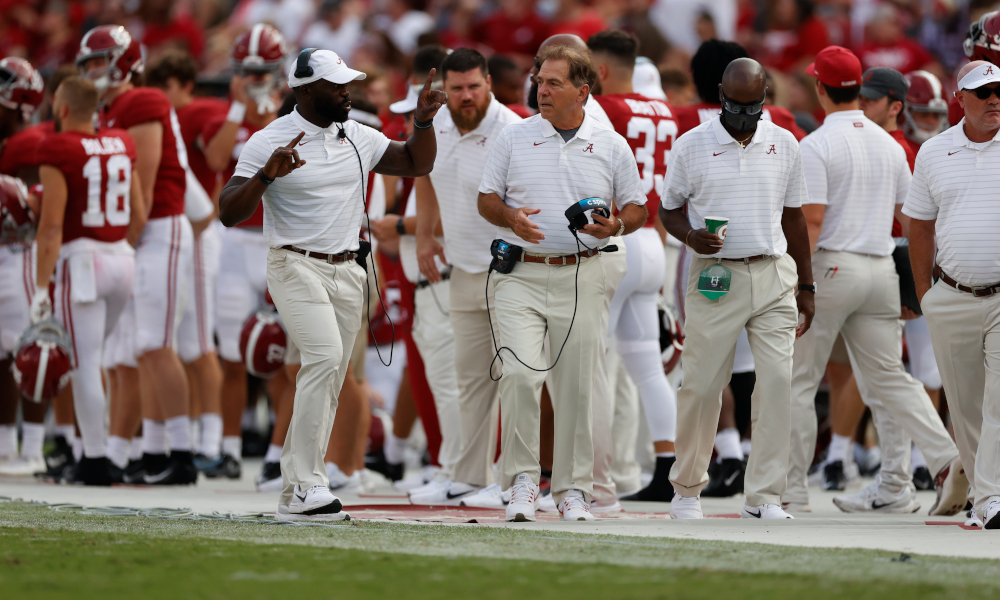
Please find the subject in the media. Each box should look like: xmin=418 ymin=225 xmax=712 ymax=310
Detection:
xmin=860 ymin=67 xmax=909 ymax=102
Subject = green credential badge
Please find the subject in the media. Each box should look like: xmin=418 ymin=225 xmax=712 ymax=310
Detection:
xmin=698 ymin=261 xmax=731 ymax=301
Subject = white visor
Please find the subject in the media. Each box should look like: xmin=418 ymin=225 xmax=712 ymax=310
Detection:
xmin=957 ymin=62 xmax=1000 ymax=91
xmin=389 ymin=85 xmax=422 ymax=114
xmin=287 ymin=49 xmax=366 ymax=88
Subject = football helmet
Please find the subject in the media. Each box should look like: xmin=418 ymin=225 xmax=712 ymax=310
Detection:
xmin=964 ymin=10 xmax=1000 ymax=65
xmin=0 ymin=58 xmax=43 ymax=122
xmin=12 ymin=320 xmax=74 ymax=403
xmin=0 ymin=175 xmax=34 ymax=245
xmin=232 ymin=24 xmax=288 ymax=114
xmin=657 ymin=296 xmax=684 ymax=376
xmin=239 ymin=308 xmax=287 ymax=378
xmin=903 ymin=70 xmax=948 ymax=144
xmin=76 ymin=25 xmax=143 ymax=93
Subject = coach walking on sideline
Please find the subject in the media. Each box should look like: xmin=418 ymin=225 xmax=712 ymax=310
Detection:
xmin=218 ymin=49 xmax=445 ymax=521
xmin=477 ymin=45 xmax=647 ymax=523
xmin=659 ymin=58 xmax=814 ymax=520
xmin=906 ymin=60 xmax=1000 ymax=529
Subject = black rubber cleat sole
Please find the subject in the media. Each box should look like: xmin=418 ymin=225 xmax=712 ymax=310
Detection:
xmin=301 ymin=498 xmax=344 ymax=515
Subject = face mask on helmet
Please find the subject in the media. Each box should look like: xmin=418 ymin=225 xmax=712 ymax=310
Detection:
xmin=239 ymin=68 xmax=281 ymax=114
xmin=904 ymin=107 xmax=948 ymax=143
xmin=81 ymin=63 xmax=113 ymax=93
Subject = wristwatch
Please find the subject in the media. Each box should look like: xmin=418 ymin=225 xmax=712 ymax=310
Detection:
xmin=798 ymin=283 xmax=816 ymax=293
xmin=396 ymin=217 xmax=406 ymax=235
xmin=614 ymin=216 xmax=625 ymax=237
xmin=256 ymin=168 xmax=275 ymax=185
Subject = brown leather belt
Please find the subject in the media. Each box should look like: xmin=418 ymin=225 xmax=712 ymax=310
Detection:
xmin=518 ymin=249 xmax=600 ymax=266
xmin=940 ymin=271 xmax=1000 ymax=297
xmin=721 ymin=254 xmax=768 ymax=264
xmin=281 ymin=245 xmax=357 ymax=264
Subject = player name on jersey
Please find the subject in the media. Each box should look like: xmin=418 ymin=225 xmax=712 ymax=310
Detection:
xmin=80 ymin=136 xmax=129 ymax=156
xmin=623 ymin=98 xmax=673 ymax=117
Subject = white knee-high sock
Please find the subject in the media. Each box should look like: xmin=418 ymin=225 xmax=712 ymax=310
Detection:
xmin=0 ymin=424 xmax=18 ymax=457
xmin=199 ymin=413 xmax=223 ymax=458
xmin=714 ymin=428 xmax=743 ymax=460
xmin=222 ymin=436 xmax=242 ymax=460
xmin=165 ymin=415 xmax=192 ymax=452
xmin=21 ymin=423 xmax=45 ymax=458
xmin=107 ymin=436 xmax=131 ymax=469
xmin=142 ymin=420 xmax=167 ymax=454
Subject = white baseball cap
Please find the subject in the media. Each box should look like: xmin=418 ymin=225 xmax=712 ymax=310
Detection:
xmin=389 ymin=84 xmax=422 ymax=114
xmin=957 ymin=62 xmax=1000 ymax=91
xmin=287 ymin=49 xmax=366 ymax=88
xmin=632 ymin=57 xmax=667 ymax=100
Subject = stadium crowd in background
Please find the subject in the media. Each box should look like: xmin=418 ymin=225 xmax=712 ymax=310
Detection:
xmin=2 ymin=0 xmax=1000 ymax=527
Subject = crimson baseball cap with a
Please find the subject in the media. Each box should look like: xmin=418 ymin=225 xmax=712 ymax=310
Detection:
xmin=287 ymin=49 xmax=366 ymax=88
xmin=807 ymin=46 xmax=863 ymax=88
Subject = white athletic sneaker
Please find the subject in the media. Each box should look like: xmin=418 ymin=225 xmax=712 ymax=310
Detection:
xmin=505 ymin=473 xmax=539 ymax=522
xmin=277 ymin=485 xmax=345 ymax=520
xmin=833 ymin=481 xmax=921 ymax=514
xmin=537 ymin=493 xmax=558 ymax=512
xmin=559 ymin=490 xmax=595 ymax=521
xmin=966 ymin=508 xmax=984 ymax=528
xmin=591 ymin=500 xmax=623 ymax=515
xmin=983 ymin=500 xmax=1000 ymax=530
xmin=408 ymin=477 xmax=449 ymax=501
xmin=670 ymin=495 xmax=703 ymax=519
xmin=410 ymin=480 xmax=480 ymax=505
xmin=0 ymin=455 xmax=45 ymax=476
xmin=394 ymin=465 xmax=444 ymax=492
xmin=782 ymin=501 xmax=813 ymax=514
xmin=742 ymin=503 xmax=794 ymax=519
xmin=929 ymin=458 xmax=970 ymax=516
xmin=460 ymin=484 xmax=506 ymax=508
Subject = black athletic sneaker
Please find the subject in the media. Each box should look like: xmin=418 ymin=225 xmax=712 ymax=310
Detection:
xmin=702 ymin=458 xmax=745 ymax=497
xmin=364 ymin=449 xmax=403 ymax=482
xmin=36 ymin=436 xmax=76 ymax=482
xmin=144 ymin=451 xmax=198 ymax=485
xmin=73 ymin=457 xmax=113 ymax=486
xmin=621 ymin=456 xmax=676 ymax=502
xmin=823 ymin=460 xmax=848 ymax=491
xmin=913 ymin=466 xmax=935 ymax=491
xmin=202 ymin=454 xmax=241 ymax=479
xmin=255 ymin=461 xmax=282 ymax=492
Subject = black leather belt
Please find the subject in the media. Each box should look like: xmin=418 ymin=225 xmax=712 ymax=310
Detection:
xmin=280 ymin=245 xmax=357 ymax=264
xmin=518 ymin=249 xmax=600 ymax=265
xmin=721 ymin=254 xmax=768 ymax=264
xmin=940 ymin=271 xmax=1000 ymax=297
xmin=416 ymin=267 xmax=452 ymax=289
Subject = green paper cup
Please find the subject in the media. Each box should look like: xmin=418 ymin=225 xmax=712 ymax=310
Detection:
xmin=705 ymin=216 xmax=729 ymax=241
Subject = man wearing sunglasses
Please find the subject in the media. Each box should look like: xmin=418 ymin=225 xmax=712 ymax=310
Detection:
xmin=659 ymin=57 xmax=814 ymax=520
xmin=905 ymin=60 xmax=1000 ymax=529
xmin=785 ymin=46 xmax=967 ymax=518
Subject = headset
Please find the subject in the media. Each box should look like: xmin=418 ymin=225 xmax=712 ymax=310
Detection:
xmin=295 ymin=48 xmax=318 ymax=78
xmin=484 ymin=199 xmax=615 ymax=381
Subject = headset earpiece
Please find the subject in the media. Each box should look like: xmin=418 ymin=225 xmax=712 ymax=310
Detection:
xmin=295 ymin=48 xmax=318 ymax=78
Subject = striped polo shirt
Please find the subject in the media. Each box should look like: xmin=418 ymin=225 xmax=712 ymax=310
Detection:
xmin=478 ymin=111 xmax=646 ymax=255
xmin=233 ymin=108 xmax=391 ymax=254
xmin=662 ymin=118 xmax=807 ymax=259
xmin=903 ymin=120 xmax=1000 ymax=285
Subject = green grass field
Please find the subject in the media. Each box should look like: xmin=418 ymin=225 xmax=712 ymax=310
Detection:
xmin=1 ymin=502 xmax=997 ymax=599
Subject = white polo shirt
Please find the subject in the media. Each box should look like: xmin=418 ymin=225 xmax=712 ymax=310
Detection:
xmin=903 ymin=120 xmax=1000 ymax=285
xmin=800 ymin=110 xmax=911 ymax=257
xmin=663 ymin=118 xmax=806 ymax=259
xmin=478 ymin=111 xmax=646 ymax=255
xmin=233 ymin=108 xmax=391 ymax=254
xmin=429 ymin=96 xmax=522 ymax=273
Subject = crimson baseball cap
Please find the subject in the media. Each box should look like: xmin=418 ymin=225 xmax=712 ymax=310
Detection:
xmin=807 ymin=46 xmax=863 ymax=88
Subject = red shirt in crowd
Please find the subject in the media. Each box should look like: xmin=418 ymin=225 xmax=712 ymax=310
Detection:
xmin=672 ymin=102 xmax=807 ymax=140
xmin=38 ymin=129 xmax=137 ymax=244
xmin=546 ymin=10 xmax=607 ymax=42
xmin=856 ymin=39 xmax=934 ymax=75
xmin=140 ymin=15 xmax=205 ymax=61
xmin=471 ymin=10 xmax=549 ymax=57
xmin=174 ymin=97 xmax=228 ymax=199
xmin=758 ymin=16 xmax=829 ymax=73
xmin=99 ymin=87 xmax=187 ymax=219
xmin=594 ymin=93 xmax=677 ymax=227
xmin=202 ymin=113 xmax=263 ymax=228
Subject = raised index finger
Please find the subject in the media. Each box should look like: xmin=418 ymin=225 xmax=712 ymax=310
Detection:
xmin=423 ymin=68 xmax=436 ymax=91
xmin=285 ymin=131 xmax=305 ymax=148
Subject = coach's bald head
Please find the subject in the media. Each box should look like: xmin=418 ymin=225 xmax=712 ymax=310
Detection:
xmin=720 ymin=58 xmax=766 ymax=105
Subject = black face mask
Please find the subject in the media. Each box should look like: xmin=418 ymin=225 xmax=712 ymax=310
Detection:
xmin=719 ymin=89 xmax=767 ymax=133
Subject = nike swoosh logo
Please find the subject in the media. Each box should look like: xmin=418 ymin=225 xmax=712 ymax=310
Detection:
xmin=534 ymin=142 xmax=547 ymax=146
xmin=948 ymin=150 xmax=960 ymax=155
xmin=295 ymin=493 xmax=307 ymax=502
xmin=724 ymin=470 xmax=740 ymax=488
xmin=746 ymin=508 xmax=761 ymax=518
xmin=446 ymin=490 xmax=472 ymax=499
xmin=872 ymin=500 xmax=893 ymax=509
xmin=298 ymin=142 xmax=309 ymax=146
xmin=714 ymin=151 xmax=726 ymax=156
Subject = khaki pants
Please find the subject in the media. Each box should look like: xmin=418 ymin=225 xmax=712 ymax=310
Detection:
xmin=449 ymin=267 xmax=501 ymax=487
xmin=266 ymin=248 xmax=366 ymax=506
xmin=670 ymin=254 xmax=798 ymax=506
xmin=412 ymin=280 xmax=462 ymax=477
xmin=494 ymin=253 xmax=607 ymax=504
xmin=921 ymin=279 xmax=1000 ymax=512
xmin=785 ymin=251 xmax=958 ymax=505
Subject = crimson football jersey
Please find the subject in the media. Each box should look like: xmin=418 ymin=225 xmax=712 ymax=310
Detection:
xmin=0 ymin=121 xmax=54 ymax=177
xmin=673 ymin=102 xmax=807 ymax=141
xmin=594 ymin=94 xmax=677 ymax=227
xmin=175 ymin=97 xmax=227 ymax=200
xmin=38 ymin=129 xmax=137 ymax=244
xmin=202 ymin=113 xmax=263 ymax=228
xmin=98 ymin=87 xmax=186 ymax=220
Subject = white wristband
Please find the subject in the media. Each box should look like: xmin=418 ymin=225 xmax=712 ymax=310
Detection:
xmin=226 ymin=101 xmax=247 ymax=124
